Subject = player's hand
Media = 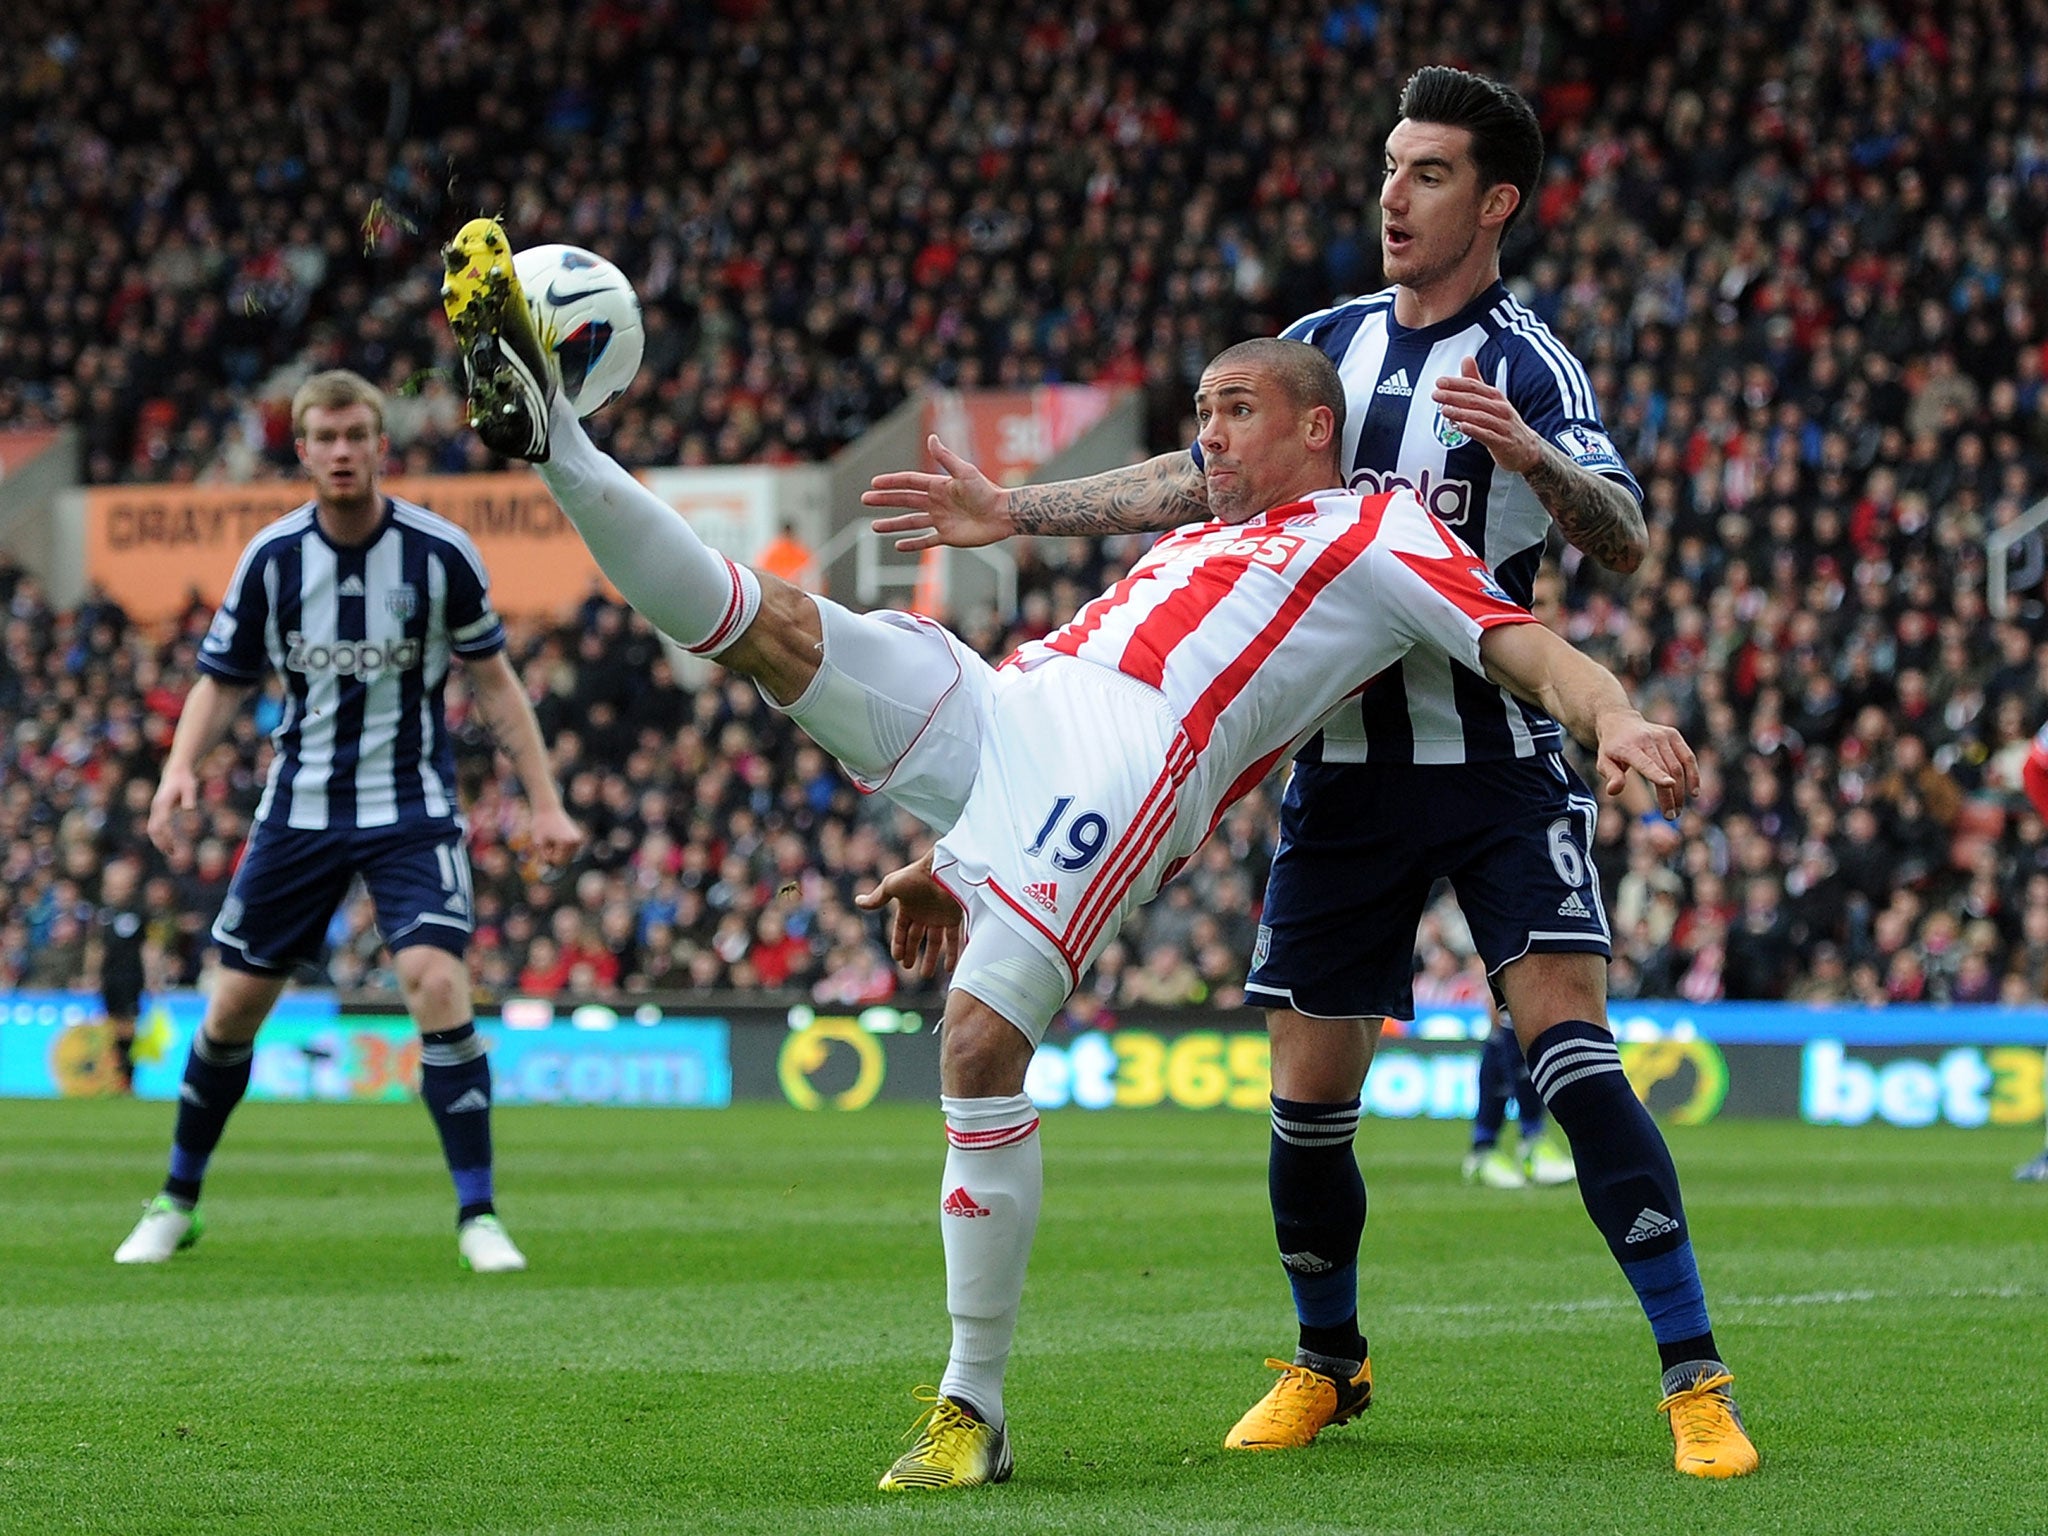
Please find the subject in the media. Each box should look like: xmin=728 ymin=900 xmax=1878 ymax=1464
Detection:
xmin=1431 ymin=356 xmax=1546 ymax=476
xmin=1594 ymin=712 xmax=1699 ymax=819
xmin=862 ymin=435 xmax=1014 ymax=552
xmin=855 ymin=857 xmax=965 ymax=979
xmin=147 ymin=765 xmax=199 ymax=856
xmin=527 ymin=807 xmax=586 ymax=870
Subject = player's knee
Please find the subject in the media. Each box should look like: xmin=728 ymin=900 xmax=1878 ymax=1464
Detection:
xmin=1267 ymin=1009 xmax=1376 ymax=1100
xmin=395 ymin=947 xmax=470 ymax=1029
xmin=1497 ymin=951 xmax=1608 ymax=1045
xmin=938 ymin=995 xmax=1034 ymax=1097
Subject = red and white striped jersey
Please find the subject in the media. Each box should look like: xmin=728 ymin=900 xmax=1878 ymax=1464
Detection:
xmin=1011 ymin=486 xmax=1540 ymax=815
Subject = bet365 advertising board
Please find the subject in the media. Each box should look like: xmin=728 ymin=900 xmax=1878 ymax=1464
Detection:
xmin=2 ymin=991 xmax=2043 ymax=1129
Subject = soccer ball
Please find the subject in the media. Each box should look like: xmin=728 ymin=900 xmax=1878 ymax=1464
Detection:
xmin=512 ymin=243 xmax=645 ymax=417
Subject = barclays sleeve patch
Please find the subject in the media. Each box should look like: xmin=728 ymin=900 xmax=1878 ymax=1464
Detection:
xmin=1554 ymin=425 xmax=1626 ymax=474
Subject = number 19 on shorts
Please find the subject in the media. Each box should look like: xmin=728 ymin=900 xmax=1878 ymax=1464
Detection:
xmin=1026 ymin=796 xmax=1110 ymax=872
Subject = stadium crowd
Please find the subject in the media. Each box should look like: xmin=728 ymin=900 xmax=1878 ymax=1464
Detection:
xmin=7 ymin=0 xmax=2048 ymax=1009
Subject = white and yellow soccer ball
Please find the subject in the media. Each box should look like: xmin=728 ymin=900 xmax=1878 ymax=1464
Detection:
xmin=512 ymin=243 xmax=645 ymax=417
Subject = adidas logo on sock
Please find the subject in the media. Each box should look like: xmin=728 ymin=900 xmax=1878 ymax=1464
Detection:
xmin=180 ymin=1084 xmax=206 ymax=1107
xmin=445 ymin=1088 xmax=491 ymax=1113
xmin=337 ymin=574 xmax=367 ymax=598
xmin=1557 ymin=890 xmax=1593 ymax=919
xmin=1376 ymin=368 xmax=1414 ymax=396
xmin=1023 ymin=880 xmax=1059 ymax=913
xmin=1625 ymin=1207 xmax=1681 ymax=1243
xmin=943 ymin=1186 xmax=991 ymax=1219
xmin=1280 ymin=1250 xmax=1334 ymax=1275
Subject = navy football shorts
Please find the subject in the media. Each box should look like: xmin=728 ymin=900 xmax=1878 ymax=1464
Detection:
xmin=212 ymin=821 xmax=475 ymax=975
xmin=1243 ymin=753 xmax=1611 ymax=1021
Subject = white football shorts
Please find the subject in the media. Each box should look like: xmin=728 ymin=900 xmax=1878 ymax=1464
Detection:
xmin=777 ymin=597 xmax=1204 ymax=1040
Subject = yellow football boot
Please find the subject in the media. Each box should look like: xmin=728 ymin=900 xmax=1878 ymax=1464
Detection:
xmin=440 ymin=217 xmax=554 ymax=460
xmin=1224 ymin=1356 xmax=1373 ymax=1450
xmin=877 ymin=1388 xmax=1013 ymax=1491
xmin=1658 ymin=1366 xmax=1760 ymax=1478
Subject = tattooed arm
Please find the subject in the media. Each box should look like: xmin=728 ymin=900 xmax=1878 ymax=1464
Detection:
xmin=1521 ymin=442 xmax=1648 ymax=574
xmin=1432 ymin=357 xmax=1648 ymax=574
xmin=865 ymin=435 xmax=1207 ymax=551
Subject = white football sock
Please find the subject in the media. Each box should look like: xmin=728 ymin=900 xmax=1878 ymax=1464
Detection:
xmin=937 ymin=1092 xmax=1042 ymax=1429
xmin=536 ymin=397 xmax=760 ymax=656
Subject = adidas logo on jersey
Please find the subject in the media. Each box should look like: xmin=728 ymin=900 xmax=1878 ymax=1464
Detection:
xmin=1625 ymin=1207 xmax=1680 ymax=1244
xmin=1023 ymin=880 xmax=1059 ymax=913
xmin=337 ymin=574 xmax=367 ymax=598
xmin=445 ymin=1088 xmax=491 ymax=1114
xmin=943 ymin=1186 xmax=991 ymax=1219
xmin=1376 ymin=368 xmax=1415 ymax=396
xmin=1557 ymin=890 xmax=1593 ymax=919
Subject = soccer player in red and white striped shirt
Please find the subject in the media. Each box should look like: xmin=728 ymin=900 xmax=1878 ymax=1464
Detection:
xmin=451 ymin=240 xmax=1696 ymax=1488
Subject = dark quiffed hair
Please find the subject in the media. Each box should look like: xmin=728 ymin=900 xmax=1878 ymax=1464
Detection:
xmin=1205 ymin=338 xmax=1347 ymax=443
xmin=1397 ymin=65 xmax=1544 ymax=232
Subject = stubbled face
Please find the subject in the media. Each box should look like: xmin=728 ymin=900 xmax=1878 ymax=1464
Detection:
xmin=1379 ymin=118 xmax=1498 ymax=295
xmin=1194 ymin=362 xmax=1328 ymax=523
xmin=296 ymin=403 xmax=384 ymax=512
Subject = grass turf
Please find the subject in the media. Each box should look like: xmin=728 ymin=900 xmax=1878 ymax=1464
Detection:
xmin=1 ymin=1100 xmax=2043 ymax=1534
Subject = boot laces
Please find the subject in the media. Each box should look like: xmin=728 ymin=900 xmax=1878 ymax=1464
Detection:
xmin=1657 ymin=1370 xmax=1738 ymax=1447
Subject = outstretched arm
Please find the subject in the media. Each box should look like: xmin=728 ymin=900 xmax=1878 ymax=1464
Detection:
xmin=462 ymin=650 xmax=585 ymax=866
xmin=148 ymin=675 xmax=254 ymax=855
xmin=1433 ymin=357 xmax=1647 ymax=573
xmin=1478 ymin=621 xmax=1697 ymax=816
xmin=864 ymin=437 xmax=1208 ymax=551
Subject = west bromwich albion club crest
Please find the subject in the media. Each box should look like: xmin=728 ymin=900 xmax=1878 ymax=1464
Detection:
xmin=385 ymin=583 xmax=419 ymax=620
xmin=1433 ymin=409 xmax=1470 ymax=450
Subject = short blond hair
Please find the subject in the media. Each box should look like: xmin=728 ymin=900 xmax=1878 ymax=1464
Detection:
xmin=292 ymin=369 xmax=385 ymax=437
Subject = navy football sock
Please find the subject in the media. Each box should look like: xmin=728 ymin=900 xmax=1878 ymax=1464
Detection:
xmin=1269 ymin=1095 xmax=1367 ymax=1363
xmin=1472 ymin=1026 xmax=1519 ymax=1149
xmin=1526 ymin=1021 xmax=1714 ymax=1357
xmin=164 ymin=1030 xmax=254 ymax=1206
xmin=420 ymin=1024 xmax=496 ymax=1224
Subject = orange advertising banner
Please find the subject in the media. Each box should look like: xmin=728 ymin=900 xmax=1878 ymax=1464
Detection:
xmin=85 ymin=474 xmax=615 ymax=623
xmin=0 ymin=428 xmax=63 ymax=482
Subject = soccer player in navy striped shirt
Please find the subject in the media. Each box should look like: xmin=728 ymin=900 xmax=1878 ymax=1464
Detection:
xmin=867 ymin=66 xmax=1756 ymax=1478
xmin=114 ymin=370 xmax=583 ymax=1274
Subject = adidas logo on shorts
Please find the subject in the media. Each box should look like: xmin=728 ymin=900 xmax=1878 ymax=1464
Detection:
xmin=1557 ymin=890 xmax=1593 ymax=919
xmin=1023 ymin=880 xmax=1059 ymax=914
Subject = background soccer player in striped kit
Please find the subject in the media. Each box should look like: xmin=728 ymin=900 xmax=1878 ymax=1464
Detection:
xmin=867 ymin=66 xmax=1757 ymax=1477
xmin=114 ymin=369 xmax=583 ymax=1274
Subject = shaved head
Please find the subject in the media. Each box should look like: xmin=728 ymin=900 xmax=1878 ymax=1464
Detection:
xmin=1204 ymin=339 xmax=1347 ymax=441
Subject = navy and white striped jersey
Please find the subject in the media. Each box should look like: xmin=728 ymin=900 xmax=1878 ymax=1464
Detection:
xmin=197 ymin=496 xmax=506 ymax=830
xmin=1259 ymin=280 xmax=1640 ymax=764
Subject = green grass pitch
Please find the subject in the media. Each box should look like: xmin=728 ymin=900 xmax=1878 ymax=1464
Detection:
xmin=3 ymin=1099 xmax=2044 ymax=1534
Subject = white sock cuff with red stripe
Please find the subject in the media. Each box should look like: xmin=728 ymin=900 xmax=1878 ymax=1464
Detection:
xmin=942 ymin=1092 xmax=1040 ymax=1150
xmin=537 ymin=401 xmax=762 ymax=657
xmin=682 ymin=557 xmax=760 ymax=658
